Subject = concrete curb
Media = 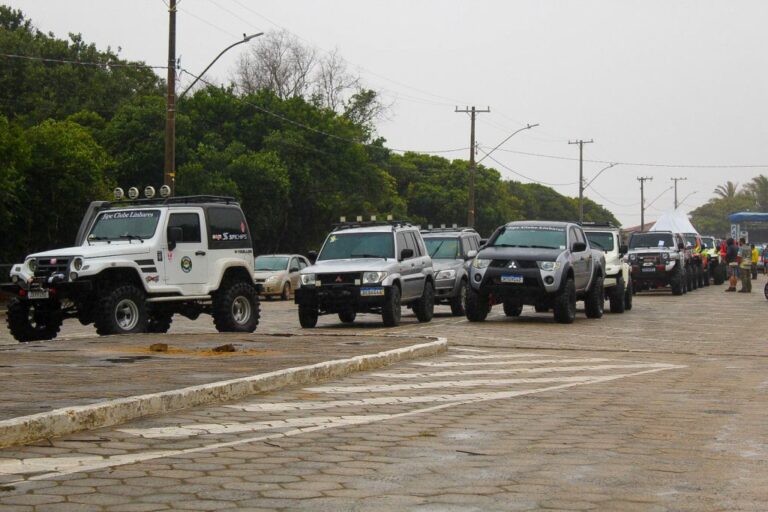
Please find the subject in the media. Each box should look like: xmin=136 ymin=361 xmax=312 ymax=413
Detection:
xmin=0 ymin=336 xmax=447 ymax=449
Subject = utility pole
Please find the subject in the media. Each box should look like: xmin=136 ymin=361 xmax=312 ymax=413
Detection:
xmin=568 ymin=139 xmax=594 ymax=223
xmin=671 ymin=177 xmax=687 ymax=209
xmin=163 ymin=0 xmax=177 ymax=195
xmin=637 ymin=176 xmax=653 ymax=232
xmin=456 ymin=106 xmax=490 ymax=228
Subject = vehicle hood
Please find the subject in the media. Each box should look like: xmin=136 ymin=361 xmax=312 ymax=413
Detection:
xmin=28 ymin=244 xmax=153 ymax=260
xmin=628 ymin=247 xmax=674 ymax=255
xmin=304 ymin=258 xmax=394 ymax=274
xmin=432 ymin=259 xmax=465 ymax=271
xmin=253 ymin=270 xmax=286 ymax=279
xmin=478 ymin=246 xmax=562 ymax=261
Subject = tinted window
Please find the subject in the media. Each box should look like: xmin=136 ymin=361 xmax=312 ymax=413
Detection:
xmin=468 ymin=236 xmax=479 ymax=251
xmin=407 ymin=232 xmax=423 ymax=256
xmin=491 ymin=226 xmax=567 ymax=249
xmin=255 ymin=256 xmax=289 ymax=271
xmin=396 ymin=232 xmax=413 ymax=259
xmin=574 ymin=227 xmax=586 ymax=245
xmin=630 ymin=232 xmax=675 ymax=249
xmin=167 ymin=213 xmax=201 ymax=243
xmin=318 ymin=232 xmax=395 ymax=260
xmin=289 ymin=258 xmax=300 ymax=271
xmin=207 ymin=207 xmax=250 ymax=249
xmin=585 ymin=231 xmax=615 ymax=251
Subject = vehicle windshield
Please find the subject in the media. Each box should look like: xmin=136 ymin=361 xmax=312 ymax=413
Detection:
xmin=254 ymin=256 xmax=289 ymax=271
xmin=701 ymin=237 xmax=715 ymax=249
xmin=585 ymin=232 xmax=615 ymax=252
xmin=684 ymin=234 xmax=699 ymax=247
xmin=318 ymin=232 xmax=394 ymax=260
xmin=88 ymin=210 xmax=160 ymax=241
xmin=424 ymin=238 xmax=460 ymax=259
xmin=491 ymin=226 xmax=566 ymax=250
xmin=629 ymin=232 xmax=675 ymax=249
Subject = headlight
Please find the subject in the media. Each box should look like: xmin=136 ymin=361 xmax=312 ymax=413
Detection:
xmin=266 ymin=275 xmax=280 ymax=284
xmin=661 ymin=252 xmax=669 ymax=261
xmin=72 ymin=257 xmax=83 ymax=271
xmin=472 ymin=258 xmax=491 ymax=269
xmin=629 ymin=253 xmax=637 ymax=261
xmin=300 ymin=273 xmax=316 ymax=285
xmin=362 ymin=271 xmax=388 ymax=284
xmin=435 ymin=269 xmax=456 ymax=280
xmin=27 ymin=258 xmax=37 ymax=272
xmin=537 ymin=261 xmax=561 ymax=271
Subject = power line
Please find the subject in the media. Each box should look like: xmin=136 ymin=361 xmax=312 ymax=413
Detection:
xmin=486 ymin=147 xmax=768 ymax=169
xmin=587 ymin=186 xmax=640 ymax=208
xmin=0 ymin=52 xmax=168 ymax=70
xmin=478 ymin=151 xmax=578 ymax=187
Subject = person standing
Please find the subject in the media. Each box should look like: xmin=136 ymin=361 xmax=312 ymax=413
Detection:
xmin=725 ymin=238 xmax=739 ymax=292
xmin=751 ymin=244 xmax=759 ymax=279
xmin=739 ymin=238 xmax=752 ymax=292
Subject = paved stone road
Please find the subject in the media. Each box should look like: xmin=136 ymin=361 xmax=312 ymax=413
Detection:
xmin=1 ymin=277 xmax=767 ymax=510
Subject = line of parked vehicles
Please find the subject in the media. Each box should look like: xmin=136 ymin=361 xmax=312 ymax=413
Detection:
xmin=1 ymin=192 xmax=729 ymax=344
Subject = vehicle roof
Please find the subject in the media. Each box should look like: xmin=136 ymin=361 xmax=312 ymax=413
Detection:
xmin=330 ymin=224 xmax=415 ymax=235
xmin=105 ymin=196 xmax=240 ymax=210
xmin=255 ymin=254 xmax=306 ymax=258
xmin=421 ymin=230 xmax=476 ymax=238
xmin=505 ymin=220 xmax=572 ymax=228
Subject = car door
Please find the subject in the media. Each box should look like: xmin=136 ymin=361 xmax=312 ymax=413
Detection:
xmin=570 ymin=227 xmax=588 ymax=290
xmin=288 ymin=257 xmax=302 ymax=290
xmin=164 ymin=210 xmax=208 ymax=288
xmin=397 ymin=232 xmax=419 ymax=299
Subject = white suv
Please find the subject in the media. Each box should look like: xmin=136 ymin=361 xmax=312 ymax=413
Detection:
xmin=4 ymin=195 xmax=260 ymax=342
xmin=581 ymin=222 xmax=632 ymax=313
xmin=295 ymin=222 xmax=435 ymax=327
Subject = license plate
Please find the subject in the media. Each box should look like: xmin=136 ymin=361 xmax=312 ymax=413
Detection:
xmin=641 ymin=267 xmax=656 ymax=272
xmin=28 ymin=290 xmax=49 ymax=299
xmin=360 ymin=287 xmax=385 ymax=297
xmin=500 ymin=274 xmax=524 ymax=284
xmin=643 ymin=262 xmax=654 ymax=266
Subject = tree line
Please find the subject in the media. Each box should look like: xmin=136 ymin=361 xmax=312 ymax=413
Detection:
xmin=0 ymin=6 xmax=618 ymax=263
xmin=689 ymin=177 xmax=768 ymax=236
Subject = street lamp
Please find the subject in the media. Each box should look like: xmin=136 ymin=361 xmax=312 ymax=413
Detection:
xmin=677 ymin=190 xmax=698 ymax=208
xmin=580 ymin=163 xmax=617 ymax=223
xmin=163 ymin=30 xmax=264 ymax=195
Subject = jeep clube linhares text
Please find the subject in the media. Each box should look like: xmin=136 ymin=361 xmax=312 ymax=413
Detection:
xmin=4 ymin=187 xmax=260 ymax=342
xmin=420 ymin=227 xmax=481 ymax=316
xmin=626 ymin=230 xmax=688 ymax=295
xmin=294 ymin=221 xmax=435 ymax=327
xmin=581 ymin=221 xmax=632 ymax=313
xmin=466 ymin=221 xmax=606 ymax=324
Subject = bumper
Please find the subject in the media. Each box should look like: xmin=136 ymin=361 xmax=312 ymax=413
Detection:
xmin=434 ymin=277 xmax=461 ymax=302
xmin=473 ymin=268 xmax=552 ymax=304
xmin=295 ymin=285 xmax=393 ymax=314
xmin=1 ymin=280 xmax=93 ymax=299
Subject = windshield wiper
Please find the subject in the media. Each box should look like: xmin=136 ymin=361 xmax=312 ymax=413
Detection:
xmin=491 ymin=243 xmax=527 ymax=248
xmin=118 ymin=235 xmax=145 ymax=243
xmin=529 ymin=245 xmax=559 ymax=249
xmin=350 ymin=253 xmax=386 ymax=259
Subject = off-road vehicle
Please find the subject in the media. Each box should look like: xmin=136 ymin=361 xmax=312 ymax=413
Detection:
xmin=421 ymin=227 xmax=481 ymax=316
xmin=295 ymin=221 xmax=435 ymax=327
xmin=683 ymin=233 xmax=709 ymax=288
xmin=466 ymin=221 xmax=606 ymax=324
xmin=701 ymin=236 xmax=725 ymax=285
xmin=627 ymin=230 xmax=688 ymax=295
xmin=581 ymin=222 xmax=632 ymax=313
xmin=4 ymin=192 xmax=260 ymax=342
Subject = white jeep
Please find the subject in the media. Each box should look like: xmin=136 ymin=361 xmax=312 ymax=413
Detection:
xmin=4 ymin=195 xmax=260 ymax=342
xmin=581 ymin=222 xmax=632 ymax=313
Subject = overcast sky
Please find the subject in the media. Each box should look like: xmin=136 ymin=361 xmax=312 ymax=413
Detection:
xmin=9 ymin=0 xmax=768 ymax=227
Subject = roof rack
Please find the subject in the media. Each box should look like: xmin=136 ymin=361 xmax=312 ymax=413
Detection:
xmin=421 ymin=227 xmax=478 ymax=234
xmin=107 ymin=195 xmax=238 ymax=207
xmin=580 ymin=221 xmax=618 ymax=228
xmin=331 ymin=220 xmax=413 ymax=232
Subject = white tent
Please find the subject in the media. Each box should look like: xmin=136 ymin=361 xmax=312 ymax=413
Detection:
xmin=649 ymin=210 xmax=698 ymax=234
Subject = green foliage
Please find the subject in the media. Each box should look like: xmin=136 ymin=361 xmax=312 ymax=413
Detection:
xmin=691 ymin=176 xmax=768 ymax=236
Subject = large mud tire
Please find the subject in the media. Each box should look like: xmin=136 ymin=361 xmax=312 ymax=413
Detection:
xmin=624 ymin=279 xmax=633 ymax=310
xmin=338 ymin=309 xmax=356 ymax=324
xmin=212 ymin=281 xmax=260 ymax=333
xmin=609 ymin=275 xmax=626 ymax=313
xmin=147 ymin=309 xmax=173 ymax=334
xmin=298 ymin=304 xmax=318 ymax=328
xmin=553 ymin=278 xmax=576 ymax=324
xmin=503 ymin=301 xmax=523 ymax=317
xmin=670 ymin=270 xmax=684 ymax=296
xmin=6 ymin=297 xmax=63 ymax=342
xmin=585 ymin=276 xmax=605 ymax=319
xmin=449 ymin=280 xmax=468 ymax=316
xmin=382 ymin=285 xmax=402 ymax=327
xmin=95 ymin=284 xmax=148 ymax=336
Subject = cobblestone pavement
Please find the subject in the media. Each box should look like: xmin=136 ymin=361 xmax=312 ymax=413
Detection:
xmin=1 ymin=276 xmax=767 ymax=510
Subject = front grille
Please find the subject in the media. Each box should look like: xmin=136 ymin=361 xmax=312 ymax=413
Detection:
xmin=490 ymin=259 xmax=538 ymax=269
xmin=637 ymin=253 xmax=660 ymax=264
xmin=34 ymin=257 xmax=71 ymax=279
xmin=492 ymin=276 xmax=540 ymax=287
xmin=318 ymin=272 xmax=360 ymax=285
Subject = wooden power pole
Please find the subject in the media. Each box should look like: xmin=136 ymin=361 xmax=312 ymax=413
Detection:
xmin=163 ymin=0 xmax=177 ymax=194
xmin=569 ymin=139 xmax=594 ymax=224
xmin=456 ymin=106 xmax=490 ymax=228
xmin=637 ymin=176 xmax=653 ymax=232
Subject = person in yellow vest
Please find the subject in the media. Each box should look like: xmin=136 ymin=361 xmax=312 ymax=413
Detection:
xmin=751 ymin=244 xmax=759 ymax=280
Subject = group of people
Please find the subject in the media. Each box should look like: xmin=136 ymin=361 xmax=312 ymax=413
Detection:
xmin=722 ymin=237 xmax=760 ymax=293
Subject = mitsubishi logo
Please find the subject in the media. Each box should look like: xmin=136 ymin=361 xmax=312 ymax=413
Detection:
xmin=507 ymin=261 xmax=517 ymax=269
xmin=335 ymin=276 xmax=343 ymax=283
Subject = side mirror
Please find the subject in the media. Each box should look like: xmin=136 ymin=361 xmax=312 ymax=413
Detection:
xmin=466 ymin=249 xmax=478 ymax=260
xmin=290 ymin=266 xmax=299 ymax=272
xmin=168 ymin=227 xmax=183 ymax=251
xmin=572 ymin=242 xmax=587 ymax=253
xmin=400 ymin=248 xmax=414 ymax=260
xmin=307 ymin=250 xmax=318 ymax=264
xmin=678 ymin=243 xmax=685 ymax=250
xmin=619 ymin=244 xmax=628 ymax=255
xmin=479 ymin=239 xmax=488 ymax=248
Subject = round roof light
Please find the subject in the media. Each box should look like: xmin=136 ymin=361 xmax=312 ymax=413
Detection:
xmin=113 ymin=187 xmax=125 ymax=200
xmin=127 ymin=187 xmax=140 ymax=200
xmin=144 ymin=186 xmax=156 ymax=199
xmin=159 ymin=185 xmax=171 ymax=198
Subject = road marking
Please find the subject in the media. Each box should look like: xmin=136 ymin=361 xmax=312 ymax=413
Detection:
xmin=413 ymin=357 xmax=610 ymax=368
xmin=373 ymin=361 xmax=637 ymax=379
xmin=0 ymin=365 xmax=685 ymax=485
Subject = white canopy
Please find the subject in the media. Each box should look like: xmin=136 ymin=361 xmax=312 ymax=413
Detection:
xmin=649 ymin=210 xmax=698 ymax=234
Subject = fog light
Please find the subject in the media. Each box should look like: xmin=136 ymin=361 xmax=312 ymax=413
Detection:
xmin=474 ymin=273 xmax=482 ymax=282
xmin=544 ymin=276 xmax=554 ymax=285
xmin=69 ymin=272 xmax=78 ymax=281
xmin=11 ymin=275 xmax=18 ymax=283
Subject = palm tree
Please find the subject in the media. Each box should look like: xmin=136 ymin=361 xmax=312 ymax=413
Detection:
xmin=743 ymin=175 xmax=768 ymax=211
xmin=713 ymin=181 xmax=739 ymax=199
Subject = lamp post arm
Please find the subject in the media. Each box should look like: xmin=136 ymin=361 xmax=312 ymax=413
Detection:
xmin=646 ymin=185 xmax=674 ymax=209
xmin=179 ymin=32 xmax=263 ymax=100
xmin=583 ymin=163 xmax=617 ymax=190
xmin=476 ymin=123 xmax=539 ymax=164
